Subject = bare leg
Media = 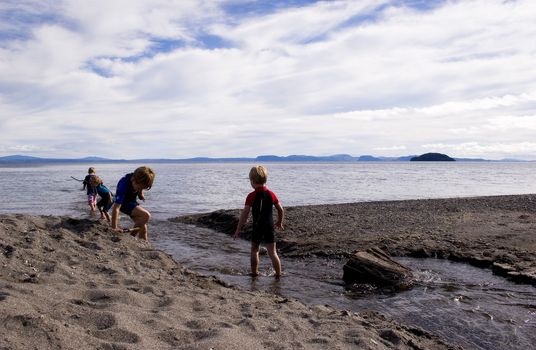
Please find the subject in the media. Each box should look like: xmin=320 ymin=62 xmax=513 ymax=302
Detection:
xmin=90 ymin=198 xmax=97 ymax=216
xmin=250 ymin=242 xmax=260 ymax=276
xmin=266 ymin=243 xmax=282 ymax=277
xmin=130 ymin=206 xmax=151 ymax=241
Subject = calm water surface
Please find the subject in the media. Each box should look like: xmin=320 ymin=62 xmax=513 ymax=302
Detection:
xmin=2 ymin=162 xmax=536 ymax=349
xmin=2 ymin=162 xmax=536 ymax=218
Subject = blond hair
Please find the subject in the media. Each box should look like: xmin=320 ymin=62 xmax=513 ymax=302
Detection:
xmin=90 ymin=175 xmax=103 ymax=187
xmin=133 ymin=166 xmax=155 ymax=190
xmin=88 ymin=167 xmax=96 ymax=174
xmin=249 ymin=165 xmax=268 ymax=185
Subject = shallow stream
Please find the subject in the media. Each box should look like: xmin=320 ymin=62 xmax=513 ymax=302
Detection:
xmin=152 ymin=220 xmax=536 ymax=350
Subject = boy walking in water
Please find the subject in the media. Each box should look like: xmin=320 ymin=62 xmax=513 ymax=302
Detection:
xmin=111 ymin=166 xmax=155 ymax=241
xmin=82 ymin=167 xmax=97 ymax=216
xmin=233 ymin=165 xmax=284 ymax=277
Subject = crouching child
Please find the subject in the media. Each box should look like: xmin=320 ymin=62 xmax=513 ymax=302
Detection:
xmin=111 ymin=166 xmax=155 ymax=241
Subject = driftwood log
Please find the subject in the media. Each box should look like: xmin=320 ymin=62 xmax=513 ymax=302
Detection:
xmin=343 ymin=247 xmax=413 ymax=289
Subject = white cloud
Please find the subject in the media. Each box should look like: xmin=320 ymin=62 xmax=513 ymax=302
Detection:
xmin=1 ymin=0 xmax=536 ymax=159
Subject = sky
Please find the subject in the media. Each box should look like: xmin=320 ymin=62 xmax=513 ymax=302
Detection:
xmin=1 ymin=0 xmax=536 ymax=160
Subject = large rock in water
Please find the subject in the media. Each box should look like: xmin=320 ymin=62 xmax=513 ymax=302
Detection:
xmin=343 ymin=247 xmax=413 ymax=289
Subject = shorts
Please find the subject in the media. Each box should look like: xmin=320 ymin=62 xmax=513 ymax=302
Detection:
xmin=251 ymin=227 xmax=275 ymax=245
xmin=119 ymin=201 xmax=139 ymax=217
xmin=97 ymin=197 xmax=113 ymax=212
xmin=87 ymin=194 xmax=97 ymax=205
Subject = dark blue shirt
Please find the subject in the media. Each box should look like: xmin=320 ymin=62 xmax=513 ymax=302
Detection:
xmin=115 ymin=173 xmax=138 ymax=204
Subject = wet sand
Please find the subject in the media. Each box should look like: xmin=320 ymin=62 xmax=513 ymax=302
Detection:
xmin=177 ymin=194 xmax=536 ymax=285
xmin=0 ymin=214 xmax=456 ymax=349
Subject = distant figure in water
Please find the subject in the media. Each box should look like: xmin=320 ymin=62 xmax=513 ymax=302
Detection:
xmin=82 ymin=167 xmax=97 ymax=216
xmin=90 ymin=176 xmax=113 ymax=223
xmin=111 ymin=166 xmax=155 ymax=241
xmin=233 ymin=165 xmax=284 ymax=277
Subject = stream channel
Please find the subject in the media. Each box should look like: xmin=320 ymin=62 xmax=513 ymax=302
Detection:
xmin=152 ymin=220 xmax=536 ymax=350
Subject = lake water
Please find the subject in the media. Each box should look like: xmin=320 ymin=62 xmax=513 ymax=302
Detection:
xmin=1 ymin=162 xmax=536 ymax=349
xmin=2 ymin=162 xmax=536 ymax=218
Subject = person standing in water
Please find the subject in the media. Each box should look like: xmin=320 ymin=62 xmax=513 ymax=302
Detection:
xmin=233 ymin=165 xmax=284 ymax=277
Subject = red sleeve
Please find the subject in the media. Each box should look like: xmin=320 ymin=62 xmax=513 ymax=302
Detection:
xmin=245 ymin=191 xmax=256 ymax=206
xmin=270 ymin=190 xmax=279 ymax=205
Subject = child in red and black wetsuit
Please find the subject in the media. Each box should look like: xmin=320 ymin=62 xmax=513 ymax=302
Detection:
xmin=233 ymin=165 xmax=284 ymax=277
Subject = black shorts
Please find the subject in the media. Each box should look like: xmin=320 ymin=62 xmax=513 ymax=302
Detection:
xmin=120 ymin=201 xmax=139 ymax=216
xmin=97 ymin=197 xmax=113 ymax=212
xmin=251 ymin=227 xmax=275 ymax=244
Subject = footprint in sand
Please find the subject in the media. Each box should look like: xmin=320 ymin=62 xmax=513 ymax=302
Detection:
xmin=157 ymin=329 xmax=195 ymax=347
xmin=156 ymin=296 xmax=175 ymax=308
xmin=191 ymin=299 xmax=206 ymax=312
xmin=74 ymin=239 xmax=102 ymax=251
xmin=91 ymin=328 xmax=140 ymax=344
xmin=70 ymin=310 xmax=116 ymax=331
xmin=185 ymin=319 xmax=207 ymax=330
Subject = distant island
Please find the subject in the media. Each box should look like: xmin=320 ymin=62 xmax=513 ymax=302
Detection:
xmin=410 ymin=153 xmax=456 ymax=162
xmin=0 ymin=153 xmax=525 ymax=164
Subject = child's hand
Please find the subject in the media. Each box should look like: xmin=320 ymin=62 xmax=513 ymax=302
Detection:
xmin=276 ymin=222 xmax=284 ymax=230
xmin=232 ymin=231 xmax=240 ymax=240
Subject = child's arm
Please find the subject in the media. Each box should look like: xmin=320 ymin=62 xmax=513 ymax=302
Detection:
xmin=275 ymin=202 xmax=284 ymax=230
xmin=111 ymin=203 xmax=121 ymax=230
xmin=233 ymin=205 xmax=251 ymax=239
xmin=138 ymin=189 xmax=145 ymax=201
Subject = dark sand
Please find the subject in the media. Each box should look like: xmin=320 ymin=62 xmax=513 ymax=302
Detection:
xmin=178 ymin=194 xmax=536 ymax=285
xmin=0 ymin=214 xmax=457 ymax=349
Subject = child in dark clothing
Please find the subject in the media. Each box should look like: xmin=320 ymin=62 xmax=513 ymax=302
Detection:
xmin=111 ymin=166 xmax=155 ymax=241
xmin=90 ymin=176 xmax=113 ymax=223
xmin=82 ymin=167 xmax=97 ymax=216
xmin=233 ymin=165 xmax=284 ymax=277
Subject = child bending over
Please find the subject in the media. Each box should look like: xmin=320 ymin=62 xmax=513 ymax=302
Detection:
xmin=111 ymin=166 xmax=155 ymax=241
xmin=90 ymin=176 xmax=113 ymax=223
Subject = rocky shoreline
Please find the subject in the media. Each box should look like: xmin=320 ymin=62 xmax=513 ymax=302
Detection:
xmin=176 ymin=194 xmax=536 ymax=285
xmin=0 ymin=214 xmax=457 ymax=349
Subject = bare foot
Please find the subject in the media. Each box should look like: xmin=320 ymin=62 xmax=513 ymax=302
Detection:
xmin=123 ymin=227 xmax=140 ymax=237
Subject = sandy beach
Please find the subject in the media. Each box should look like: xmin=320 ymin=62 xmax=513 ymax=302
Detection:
xmin=0 ymin=213 xmax=457 ymax=349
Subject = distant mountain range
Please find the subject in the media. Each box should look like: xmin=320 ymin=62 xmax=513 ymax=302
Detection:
xmin=0 ymin=154 xmax=528 ymax=164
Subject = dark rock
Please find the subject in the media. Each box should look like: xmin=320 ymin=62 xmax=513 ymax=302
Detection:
xmin=1 ymin=244 xmax=15 ymax=258
xmin=379 ymin=329 xmax=401 ymax=344
xmin=466 ymin=256 xmax=493 ymax=268
xmin=409 ymin=248 xmax=430 ymax=258
xmin=492 ymin=262 xmax=516 ymax=276
xmin=506 ymin=271 xmax=536 ymax=284
xmin=343 ymin=247 xmax=413 ymax=289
